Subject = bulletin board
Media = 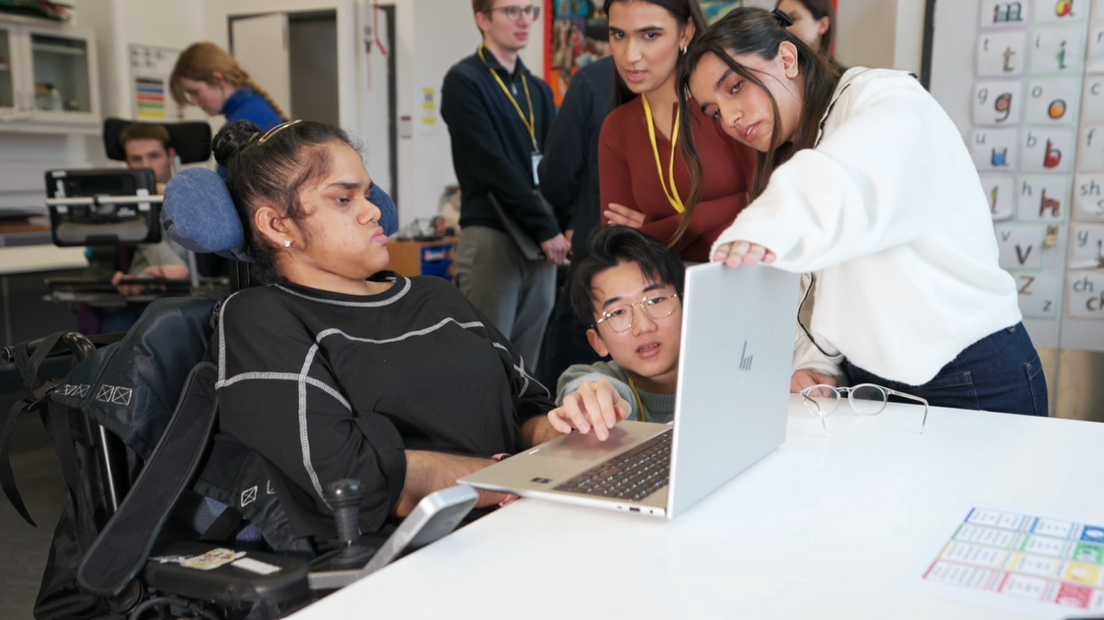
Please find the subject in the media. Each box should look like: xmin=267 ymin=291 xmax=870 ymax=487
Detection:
xmin=930 ymin=0 xmax=1104 ymax=353
xmin=542 ymin=1 xmax=748 ymax=106
xmin=546 ymin=0 xmax=611 ymax=106
xmin=128 ymin=44 xmax=183 ymax=121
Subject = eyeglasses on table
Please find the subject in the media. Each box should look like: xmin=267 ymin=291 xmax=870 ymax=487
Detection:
xmin=800 ymin=383 xmax=929 ymax=436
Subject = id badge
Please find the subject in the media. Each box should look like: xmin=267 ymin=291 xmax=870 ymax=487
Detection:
xmin=531 ymin=152 xmax=543 ymax=187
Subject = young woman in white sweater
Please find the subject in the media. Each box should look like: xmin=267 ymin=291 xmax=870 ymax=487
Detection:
xmin=676 ymin=7 xmax=1046 ymax=416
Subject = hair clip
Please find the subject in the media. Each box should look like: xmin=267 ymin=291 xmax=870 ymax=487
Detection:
xmin=258 ymin=119 xmax=303 ymax=144
xmin=248 ymin=131 xmax=261 ymax=143
xmin=772 ymin=7 xmax=794 ymax=27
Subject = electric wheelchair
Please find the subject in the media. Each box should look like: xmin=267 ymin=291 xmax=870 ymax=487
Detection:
xmin=2 ymin=151 xmax=473 ymax=620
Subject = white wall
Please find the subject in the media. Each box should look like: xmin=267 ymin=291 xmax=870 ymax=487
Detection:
xmin=0 ymin=0 xmax=545 ymax=218
xmin=384 ymin=0 xmax=545 ymax=226
xmin=835 ymin=0 xmax=926 ymax=74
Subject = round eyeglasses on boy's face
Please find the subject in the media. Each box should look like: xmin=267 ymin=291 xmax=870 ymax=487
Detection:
xmin=486 ymin=5 xmax=541 ymax=21
xmin=595 ymin=292 xmax=680 ymax=333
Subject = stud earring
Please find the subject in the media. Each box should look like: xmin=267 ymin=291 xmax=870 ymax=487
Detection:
xmin=284 ymin=240 xmax=293 ymax=248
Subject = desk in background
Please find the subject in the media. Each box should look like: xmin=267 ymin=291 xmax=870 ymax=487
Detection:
xmin=0 ymin=226 xmax=88 ymax=391
xmin=290 ymin=396 xmax=1104 ymax=620
xmin=387 ymin=236 xmax=457 ymax=281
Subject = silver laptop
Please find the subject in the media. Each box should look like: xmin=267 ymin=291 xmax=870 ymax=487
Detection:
xmin=461 ymin=262 xmax=800 ymax=520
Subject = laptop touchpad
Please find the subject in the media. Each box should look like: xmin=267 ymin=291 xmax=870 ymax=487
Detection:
xmin=533 ymin=427 xmax=637 ymax=460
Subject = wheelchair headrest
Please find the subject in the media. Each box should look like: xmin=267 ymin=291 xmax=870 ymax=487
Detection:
xmin=162 ymin=168 xmax=401 ymax=262
xmin=163 ymin=168 xmax=250 ymax=261
xmin=103 ymin=117 xmax=213 ymax=165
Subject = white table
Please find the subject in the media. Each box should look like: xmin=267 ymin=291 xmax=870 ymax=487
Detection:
xmin=290 ymin=396 xmax=1104 ymax=620
xmin=0 ymin=244 xmax=87 ymax=275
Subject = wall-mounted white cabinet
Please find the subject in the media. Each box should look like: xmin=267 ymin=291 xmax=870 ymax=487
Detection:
xmin=0 ymin=18 xmax=100 ymax=134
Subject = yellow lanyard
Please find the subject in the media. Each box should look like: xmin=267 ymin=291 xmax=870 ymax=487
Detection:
xmin=628 ymin=378 xmax=648 ymax=423
xmin=477 ymin=44 xmax=538 ymax=152
xmin=641 ymin=94 xmax=686 ymax=214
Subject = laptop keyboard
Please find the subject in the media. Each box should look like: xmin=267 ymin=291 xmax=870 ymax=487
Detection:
xmin=553 ymin=431 xmax=672 ymax=502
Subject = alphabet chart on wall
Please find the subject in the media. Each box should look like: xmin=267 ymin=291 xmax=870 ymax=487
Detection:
xmin=971 ymin=0 xmax=1104 ymax=339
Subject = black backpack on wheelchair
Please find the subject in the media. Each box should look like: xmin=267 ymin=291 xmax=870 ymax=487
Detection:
xmin=0 ymin=161 xmax=465 ymax=619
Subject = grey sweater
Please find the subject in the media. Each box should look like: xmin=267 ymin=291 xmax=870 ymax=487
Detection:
xmin=556 ymin=361 xmax=675 ymax=424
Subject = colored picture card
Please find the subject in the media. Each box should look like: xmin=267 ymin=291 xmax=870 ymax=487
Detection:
xmin=917 ymin=506 xmax=1104 ymax=617
xmin=981 ymin=0 xmax=1032 ymax=29
xmin=978 ymin=30 xmax=1029 ymax=77
xmin=1075 ymin=173 xmax=1104 ymax=220
xmin=1067 ymin=269 xmax=1104 ymax=319
xmin=1080 ymin=125 xmax=1104 ymax=171
xmin=1083 ymin=75 xmax=1104 ymax=124
xmin=995 ymin=223 xmax=1067 ymax=270
xmin=1024 ymin=75 xmax=1083 ymax=125
xmin=1021 ymin=126 xmax=1077 ymax=174
xmin=1018 ymin=174 xmax=1073 ymax=222
xmin=1030 ymin=25 xmax=1089 ymax=75
xmin=1012 ymin=271 xmax=1064 ymax=317
xmin=1069 ymin=222 xmax=1104 ymax=268
xmin=1034 ymin=0 xmax=1089 ymax=24
xmin=974 ymin=80 xmax=1026 ymax=126
xmin=980 ymin=173 xmax=1018 ymax=220
xmin=1087 ymin=25 xmax=1104 ymax=72
xmin=971 ymin=127 xmax=1021 ymax=171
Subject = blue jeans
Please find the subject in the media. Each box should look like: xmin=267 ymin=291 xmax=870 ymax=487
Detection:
xmin=844 ymin=323 xmax=1048 ymax=417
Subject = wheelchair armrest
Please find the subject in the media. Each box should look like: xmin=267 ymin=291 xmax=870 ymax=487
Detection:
xmin=143 ymin=542 xmax=311 ymax=606
xmin=1 ymin=331 xmax=120 ymax=364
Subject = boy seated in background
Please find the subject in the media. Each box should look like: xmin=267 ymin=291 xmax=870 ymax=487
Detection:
xmin=549 ymin=227 xmax=839 ymax=441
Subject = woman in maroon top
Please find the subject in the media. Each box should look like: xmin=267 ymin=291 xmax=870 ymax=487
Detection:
xmin=599 ymin=0 xmax=756 ymax=262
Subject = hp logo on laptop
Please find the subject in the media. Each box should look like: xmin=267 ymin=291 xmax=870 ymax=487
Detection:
xmin=739 ymin=341 xmax=753 ymax=372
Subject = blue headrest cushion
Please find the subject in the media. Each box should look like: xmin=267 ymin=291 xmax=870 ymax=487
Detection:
xmin=371 ymin=182 xmax=400 ymax=238
xmin=162 ymin=168 xmax=250 ymax=261
xmin=162 ymin=167 xmax=401 ymax=262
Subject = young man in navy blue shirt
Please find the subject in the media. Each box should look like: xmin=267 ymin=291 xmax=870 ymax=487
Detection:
xmin=441 ymin=0 xmax=571 ymax=372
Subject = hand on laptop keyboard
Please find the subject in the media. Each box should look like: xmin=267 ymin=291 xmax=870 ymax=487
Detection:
xmin=548 ymin=379 xmax=631 ymax=441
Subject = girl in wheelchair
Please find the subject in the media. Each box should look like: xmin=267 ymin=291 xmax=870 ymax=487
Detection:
xmin=212 ymin=119 xmax=562 ymax=541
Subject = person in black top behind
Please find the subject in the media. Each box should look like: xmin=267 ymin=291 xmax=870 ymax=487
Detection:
xmin=441 ymin=0 xmax=571 ymax=375
xmin=212 ymin=119 xmax=561 ymax=541
xmin=537 ymin=55 xmax=617 ymax=386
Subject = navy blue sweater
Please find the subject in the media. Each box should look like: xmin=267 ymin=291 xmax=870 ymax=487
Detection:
xmin=537 ymin=56 xmax=615 ymax=260
xmin=441 ymin=49 xmax=560 ymax=244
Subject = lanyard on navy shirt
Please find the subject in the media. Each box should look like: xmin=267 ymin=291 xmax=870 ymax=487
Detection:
xmin=477 ymin=44 xmax=539 ymax=154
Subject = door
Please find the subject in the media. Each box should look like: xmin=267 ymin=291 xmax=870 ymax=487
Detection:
xmin=358 ymin=1 xmax=398 ymax=206
xmin=0 ymin=24 xmax=16 ymax=113
xmin=230 ymin=13 xmax=292 ymax=119
xmin=288 ymin=13 xmax=339 ymax=126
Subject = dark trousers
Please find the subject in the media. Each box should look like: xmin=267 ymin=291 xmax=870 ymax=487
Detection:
xmin=845 ymin=323 xmax=1048 ymax=416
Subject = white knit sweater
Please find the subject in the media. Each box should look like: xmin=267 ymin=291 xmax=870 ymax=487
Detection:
xmin=713 ymin=67 xmax=1022 ymax=386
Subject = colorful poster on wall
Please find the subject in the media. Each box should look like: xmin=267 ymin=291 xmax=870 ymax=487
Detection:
xmin=701 ymin=1 xmax=742 ymax=24
xmin=129 ymin=45 xmax=182 ymax=120
xmin=135 ymin=77 xmax=167 ymax=120
xmin=548 ymin=1 xmax=610 ymax=106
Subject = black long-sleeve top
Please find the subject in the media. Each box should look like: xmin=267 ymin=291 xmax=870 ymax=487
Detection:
xmin=215 ymin=273 xmax=553 ymax=539
xmin=538 ymin=56 xmax=616 ymax=260
xmin=441 ymin=49 xmax=560 ymax=244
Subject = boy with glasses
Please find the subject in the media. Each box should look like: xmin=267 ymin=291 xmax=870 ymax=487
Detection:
xmin=442 ymin=0 xmax=571 ymax=372
xmin=548 ymin=227 xmax=684 ymax=440
xmin=549 ymin=227 xmax=841 ymax=441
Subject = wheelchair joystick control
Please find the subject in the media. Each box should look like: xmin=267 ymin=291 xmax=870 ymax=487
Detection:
xmin=324 ymin=479 xmax=374 ymax=570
